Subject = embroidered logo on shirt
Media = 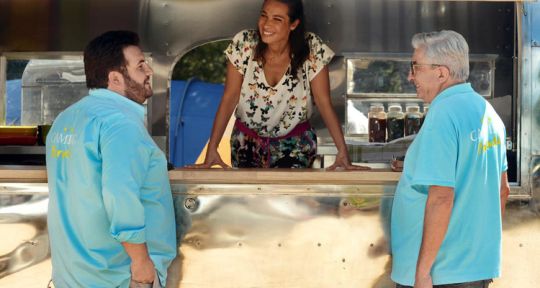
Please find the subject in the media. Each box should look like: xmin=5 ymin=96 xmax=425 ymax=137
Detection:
xmin=49 ymin=127 xmax=77 ymax=159
xmin=469 ymin=116 xmax=503 ymax=155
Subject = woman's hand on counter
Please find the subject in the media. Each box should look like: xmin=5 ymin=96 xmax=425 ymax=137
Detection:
xmin=326 ymin=151 xmax=370 ymax=171
xmin=185 ymin=149 xmax=231 ymax=169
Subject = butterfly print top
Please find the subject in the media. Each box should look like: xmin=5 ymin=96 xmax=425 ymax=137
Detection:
xmin=225 ymin=29 xmax=334 ymax=137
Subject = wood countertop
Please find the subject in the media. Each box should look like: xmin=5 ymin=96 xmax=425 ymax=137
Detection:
xmin=0 ymin=166 xmax=401 ymax=185
xmin=169 ymin=168 xmax=400 ymax=185
xmin=0 ymin=166 xmax=47 ymax=182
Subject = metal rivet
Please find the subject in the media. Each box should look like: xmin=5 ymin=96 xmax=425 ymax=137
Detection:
xmin=184 ymin=197 xmax=198 ymax=211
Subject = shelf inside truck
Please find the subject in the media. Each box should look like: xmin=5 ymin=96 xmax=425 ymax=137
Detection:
xmin=0 ymin=146 xmax=45 ymax=155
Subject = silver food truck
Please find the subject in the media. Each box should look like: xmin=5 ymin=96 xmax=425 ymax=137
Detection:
xmin=1 ymin=0 xmax=539 ymax=287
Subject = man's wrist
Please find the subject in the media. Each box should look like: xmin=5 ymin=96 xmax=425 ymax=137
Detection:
xmin=121 ymin=242 xmax=152 ymax=263
xmin=130 ymin=253 xmax=152 ymax=263
xmin=415 ymin=266 xmax=431 ymax=280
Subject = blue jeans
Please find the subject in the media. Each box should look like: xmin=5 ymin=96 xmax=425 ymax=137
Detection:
xmin=396 ymin=279 xmax=492 ymax=288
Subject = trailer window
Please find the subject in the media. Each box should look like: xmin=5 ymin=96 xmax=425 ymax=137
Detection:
xmin=169 ymin=41 xmax=229 ymax=167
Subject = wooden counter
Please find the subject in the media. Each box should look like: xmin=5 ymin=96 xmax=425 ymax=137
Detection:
xmin=0 ymin=166 xmax=400 ymax=185
xmin=0 ymin=166 xmax=47 ymax=182
xmin=169 ymin=168 xmax=400 ymax=185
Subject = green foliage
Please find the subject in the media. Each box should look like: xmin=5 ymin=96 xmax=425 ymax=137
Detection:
xmin=352 ymin=60 xmax=415 ymax=94
xmin=172 ymin=41 xmax=229 ymax=84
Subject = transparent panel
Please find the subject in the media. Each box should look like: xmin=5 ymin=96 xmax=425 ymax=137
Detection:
xmin=21 ymin=60 xmax=87 ymax=125
xmin=346 ymin=54 xmax=496 ymax=98
xmin=469 ymin=61 xmax=494 ymax=97
xmin=346 ymin=58 xmax=415 ymax=96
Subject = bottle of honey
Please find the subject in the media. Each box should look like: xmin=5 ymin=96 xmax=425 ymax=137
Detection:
xmin=405 ymin=105 xmax=422 ymax=136
xmin=387 ymin=103 xmax=404 ymax=142
xmin=368 ymin=103 xmax=387 ymax=143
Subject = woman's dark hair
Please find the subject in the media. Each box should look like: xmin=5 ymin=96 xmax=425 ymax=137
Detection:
xmin=255 ymin=0 xmax=309 ymax=79
xmin=84 ymin=30 xmax=140 ymax=89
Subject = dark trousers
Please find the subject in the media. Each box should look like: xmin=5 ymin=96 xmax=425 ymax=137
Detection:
xmin=396 ymin=279 xmax=492 ymax=288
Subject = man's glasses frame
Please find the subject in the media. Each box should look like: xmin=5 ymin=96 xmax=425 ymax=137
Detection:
xmin=410 ymin=61 xmax=444 ymax=76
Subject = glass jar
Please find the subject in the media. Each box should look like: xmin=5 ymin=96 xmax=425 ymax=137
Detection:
xmin=368 ymin=103 xmax=387 ymax=143
xmin=387 ymin=104 xmax=404 ymax=142
xmin=405 ymin=105 xmax=422 ymax=136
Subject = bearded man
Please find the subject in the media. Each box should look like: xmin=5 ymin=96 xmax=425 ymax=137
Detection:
xmin=46 ymin=30 xmax=176 ymax=288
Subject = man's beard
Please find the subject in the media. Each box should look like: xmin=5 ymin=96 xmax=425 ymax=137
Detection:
xmin=122 ymin=71 xmax=152 ymax=104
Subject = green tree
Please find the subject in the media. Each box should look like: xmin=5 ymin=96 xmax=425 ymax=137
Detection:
xmin=172 ymin=41 xmax=229 ymax=84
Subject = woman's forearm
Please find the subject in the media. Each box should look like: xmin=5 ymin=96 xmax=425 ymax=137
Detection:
xmin=207 ymin=62 xmax=243 ymax=151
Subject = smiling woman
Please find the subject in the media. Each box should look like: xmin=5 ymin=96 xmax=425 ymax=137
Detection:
xmin=190 ymin=0 xmax=368 ymax=171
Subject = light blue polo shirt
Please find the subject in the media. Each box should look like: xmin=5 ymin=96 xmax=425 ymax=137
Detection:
xmin=46 ymin=89 xmax=177 ymax=288
xmin=391 ymin=83 xmax=507 ymax=286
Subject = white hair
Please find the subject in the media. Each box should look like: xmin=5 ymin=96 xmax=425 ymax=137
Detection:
xmin=411 ymin=30 xmax=469 ymax=81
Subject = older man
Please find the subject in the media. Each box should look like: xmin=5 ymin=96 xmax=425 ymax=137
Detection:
xmin=391 ymin=30 xmax=510 ymax=288
xmin=46 ymin=31 xmax=176 ymax=288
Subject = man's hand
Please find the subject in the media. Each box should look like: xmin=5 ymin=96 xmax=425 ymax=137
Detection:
xmin=122 ymin=242 xmax=155 ymax=284
xmin=130 ymin=257 xmax=156 ymax=284
xmin=391 ymin=159 xmax=404 ymax=172
xmin=414 ymin=274 xmax=433 ymax=288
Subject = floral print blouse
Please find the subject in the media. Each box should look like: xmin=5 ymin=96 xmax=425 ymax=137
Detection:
xmin=225 ymin=29 xmax=334 ymax=138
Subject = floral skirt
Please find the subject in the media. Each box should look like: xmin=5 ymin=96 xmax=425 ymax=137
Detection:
xmin=230 ymin=121 xmax=317 ymax=168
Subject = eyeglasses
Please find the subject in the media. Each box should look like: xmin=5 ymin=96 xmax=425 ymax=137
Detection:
xmin=410 ymin=61 xmax=443 ymax=76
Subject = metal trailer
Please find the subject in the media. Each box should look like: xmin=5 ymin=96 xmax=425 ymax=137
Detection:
xmin=0 ymin=0 xmax=540 ymax=287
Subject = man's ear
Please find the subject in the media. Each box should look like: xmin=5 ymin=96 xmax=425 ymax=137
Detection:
xmin=107 ymin=71 xmax=123 ymax=88
xmin=438 ymin=66 xmax=451 ymax=83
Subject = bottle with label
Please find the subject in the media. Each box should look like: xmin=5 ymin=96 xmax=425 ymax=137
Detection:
xmin=405 ymin=104 xmax=422 ymax=136
xmin=387 ymin=103 xmax=404 ymax=142
xmin=368 ymin=103 xmax=387 ymax=143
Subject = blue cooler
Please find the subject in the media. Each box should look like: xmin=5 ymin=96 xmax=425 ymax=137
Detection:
xmin=169 ymin=78 xmax=224 ymax=167
xmin=6 ymin=79 xmax=22 ymax=125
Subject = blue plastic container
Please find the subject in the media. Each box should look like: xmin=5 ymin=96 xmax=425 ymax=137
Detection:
xmin=6 ymin=79 xmax=22 ymax=125
xmin=169 ymin=79 xmax=224 ymax=167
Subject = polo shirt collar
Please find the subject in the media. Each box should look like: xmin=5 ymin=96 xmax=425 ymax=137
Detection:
xmin=431 ymin=82 xmax=473 ymax=107
xmin=90 ymin=88 xmax=145 ymax=119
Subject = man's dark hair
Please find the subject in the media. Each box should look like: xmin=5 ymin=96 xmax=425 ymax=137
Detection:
xmin=84 ymin=30 xmax=140 ymax=89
